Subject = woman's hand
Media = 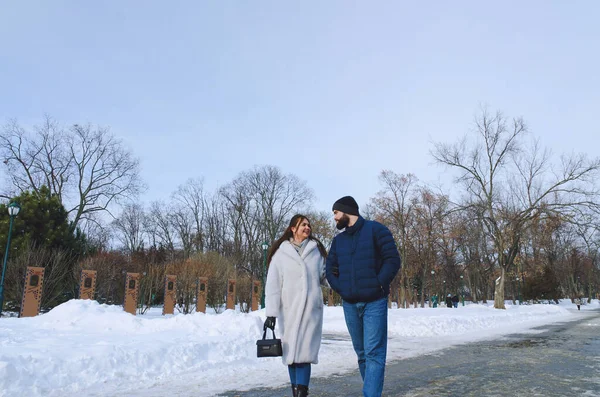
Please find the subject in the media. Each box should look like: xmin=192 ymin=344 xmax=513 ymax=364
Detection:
xmin=264 ymin=316 xmax=276 ymax=330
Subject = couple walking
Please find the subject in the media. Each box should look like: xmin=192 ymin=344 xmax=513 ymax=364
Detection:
xmin=264 ymin=196 xmax=401 ymax=397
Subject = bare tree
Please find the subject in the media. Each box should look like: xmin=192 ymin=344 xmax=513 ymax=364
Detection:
xmin=245 ymin=165 xmax=314 ymax=242
xmin=113 ymin=203 xmax=147 ymax=254
xmin=220 ymin=174 xmax=262 ymax=273
xmin=573 ymin=215 xmax=600 ymax=302
xmin=170 ymin=204 xmax=195 ymax=259
xmin=172 ymin=178 xmax=207 ymax=253
xmin=145 ymin=200 xmax=177 ymax=255
xmin=0 ymin=117 xmax=144 ymax=231
xmin=305 ymin=210 xmax=337 ymax=250
xmin=220 ymin=165 xmax=314 ymax=278
xmin=0 ymin=116 xmax=71 ymax=201
xmin=202 ymin=192 xmax=230 ymax=254
xmin=78 ymin=212 xmax=112 ymax=252
xmin=432 ymin=108 xmax=600 ymax=308
xmin=411 ymin=187 xmax=458 ymax=307
xmin=370 ymin=171 xmax=417 ymax=308
xmin=454 ymin=208 xmax=495 ymax=303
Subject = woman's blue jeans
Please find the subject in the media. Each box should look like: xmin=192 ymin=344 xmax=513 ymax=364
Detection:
xmin=343 ymin=297 xmax=388 ymax=397
xmin=288 ymin=363 xmax=311 ymax=386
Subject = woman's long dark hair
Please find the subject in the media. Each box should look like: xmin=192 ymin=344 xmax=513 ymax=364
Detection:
xmin=267 ymin=214 xmax=327 ymax=264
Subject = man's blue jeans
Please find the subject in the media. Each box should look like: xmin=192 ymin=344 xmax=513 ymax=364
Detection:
xmin=342 ymin=297 xmax=388 ymax=397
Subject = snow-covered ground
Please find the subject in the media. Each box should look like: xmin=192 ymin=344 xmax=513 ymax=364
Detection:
xmin=0 ymin=299 xmax=596 ymax=397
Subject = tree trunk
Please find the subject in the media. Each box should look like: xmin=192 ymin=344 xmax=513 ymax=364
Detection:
xmin=413 ymin=289 xmax=418 ymax=308
xmin=470 ymin=276 xmax=478 ymax=303
xmin=398 ymin=287 xmax=406 ymax=309
xmin=494 ymin=267 xmax=506 ymax=309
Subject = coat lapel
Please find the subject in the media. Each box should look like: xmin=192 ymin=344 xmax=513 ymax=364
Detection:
xmin=281 ymin=240 xmax=317 ymax=266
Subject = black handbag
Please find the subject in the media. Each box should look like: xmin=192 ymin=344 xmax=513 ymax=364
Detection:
xmin=256 ymin=327 xmax=283 ymax=358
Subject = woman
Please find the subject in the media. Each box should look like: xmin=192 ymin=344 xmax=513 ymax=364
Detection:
xmin=264 ymin=214 xmax=328 ymax=397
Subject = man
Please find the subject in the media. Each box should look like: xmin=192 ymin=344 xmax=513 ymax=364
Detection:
xmin=451 ymin=294 xmax=459 ymax=308
xmin=325 ymin=196 xmax=401 ymax=397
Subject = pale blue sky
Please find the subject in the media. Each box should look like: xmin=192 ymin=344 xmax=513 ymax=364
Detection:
xmin=1 ymin=1 xmax=599 ymax=212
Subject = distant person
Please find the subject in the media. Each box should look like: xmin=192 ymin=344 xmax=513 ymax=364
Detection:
xmin=574 ymin=297 xmax=582 ymax=311
xmin=265 ymin=214 xmax=328 ymax=397
xmin=452 ymin=295 xmax=459 ymax=308
xmin=432 ymin=294 xmax=438 ymax=308
xmin=445 ymin=294 xmax=453 ymax=308
xmin=326 ymin=196 xmax=401 ymax=397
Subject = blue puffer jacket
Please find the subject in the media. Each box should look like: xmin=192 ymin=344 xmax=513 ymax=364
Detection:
xmin=326 ymin=216 xmax=401 ymax=303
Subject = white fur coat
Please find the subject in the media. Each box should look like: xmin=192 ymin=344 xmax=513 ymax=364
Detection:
xmin=265 ymin=239 xmax=326 ymax=365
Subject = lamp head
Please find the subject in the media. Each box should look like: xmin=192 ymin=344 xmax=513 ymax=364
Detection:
xmin=7 ymin=201 xmax=20 ymax=217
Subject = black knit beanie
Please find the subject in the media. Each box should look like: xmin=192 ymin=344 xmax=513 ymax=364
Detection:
xmin=332 ymin=196 xmax=359 ymax=216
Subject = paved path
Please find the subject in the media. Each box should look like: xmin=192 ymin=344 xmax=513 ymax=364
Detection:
xmin=219 ymin=310 xmax=600 ymax=397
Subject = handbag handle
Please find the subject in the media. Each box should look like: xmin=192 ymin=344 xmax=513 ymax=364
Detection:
xmin=262 ymin=327 xmax=277 ymax=340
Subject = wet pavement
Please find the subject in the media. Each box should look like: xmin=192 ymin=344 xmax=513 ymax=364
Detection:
xmin=219 ymin=310 xmax=600 ymax=397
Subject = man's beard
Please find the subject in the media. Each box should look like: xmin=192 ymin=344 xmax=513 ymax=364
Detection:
xmin=335 ymin=214 xmax=350 ymax=230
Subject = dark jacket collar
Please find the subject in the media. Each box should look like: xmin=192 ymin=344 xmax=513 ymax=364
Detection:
xmin=345 ymin=216 xmax=365 ymax=235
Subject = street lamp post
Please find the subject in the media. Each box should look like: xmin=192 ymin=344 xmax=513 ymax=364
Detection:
xmin=443 ymin=280 xmax=446 ymax=298
xmin=430 ymin=270 xmax=435 ymax=307
xmin=261 ymin=242 xmax=269 ymax=309
xmin=0 ymin=202 xmax=21 ymax=317
xmin=516 ymin=277 xmax=521 ymax=305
